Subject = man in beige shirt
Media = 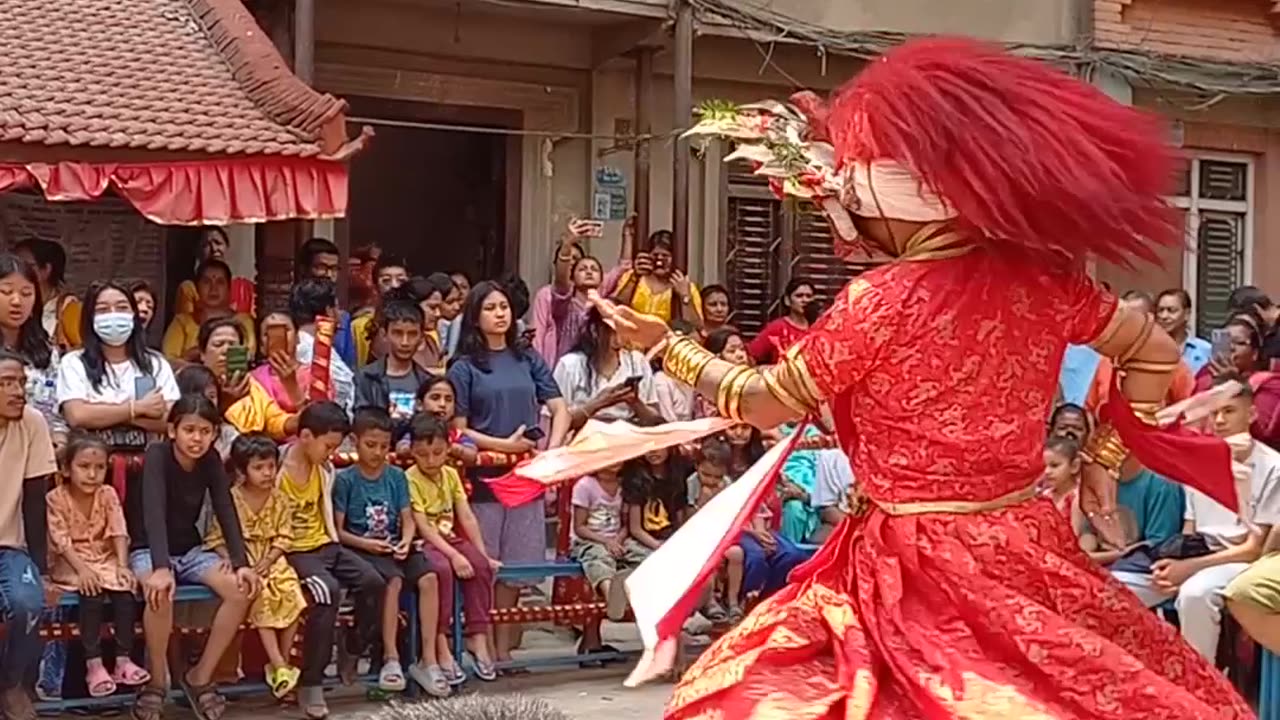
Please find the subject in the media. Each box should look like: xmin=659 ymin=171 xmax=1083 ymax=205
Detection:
xmin=0 ymin=349 xmax=58 ymax=720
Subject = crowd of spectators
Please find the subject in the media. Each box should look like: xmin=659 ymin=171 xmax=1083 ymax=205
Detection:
xmin=6 ymin=219 xmax=1280 ymax=719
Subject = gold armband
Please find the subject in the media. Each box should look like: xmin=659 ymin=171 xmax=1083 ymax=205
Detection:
xmin=1081 ymin=424 xmax=1127 ymax=474
xmin=716 ymin=365 xmax=755 ymax=421
xmin=662 ymin=334 xmax=716 ymax=388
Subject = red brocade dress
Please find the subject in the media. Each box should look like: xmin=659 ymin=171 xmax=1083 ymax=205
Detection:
xmin=667 ymin=250 xmax=1253 ymax=720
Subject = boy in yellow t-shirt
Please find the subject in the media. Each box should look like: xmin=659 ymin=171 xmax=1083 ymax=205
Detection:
xmin=407 ymin=414 xmax=500 ymax=684
xmin=278 ymin=402 xmax=384 ymax=719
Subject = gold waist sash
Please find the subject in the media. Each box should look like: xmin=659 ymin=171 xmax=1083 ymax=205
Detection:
xmin=852 ymin=483 xmax=1040 ymax=517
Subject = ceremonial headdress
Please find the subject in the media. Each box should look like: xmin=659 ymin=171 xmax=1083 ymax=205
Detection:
xmin=688 ymin=37 xmax=1181 ymax=268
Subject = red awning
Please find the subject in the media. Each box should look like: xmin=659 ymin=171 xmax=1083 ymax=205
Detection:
xmin=0 ymin=158 xmax=348 ymax=226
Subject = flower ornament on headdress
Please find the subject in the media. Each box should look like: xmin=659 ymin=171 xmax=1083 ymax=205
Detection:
xmin=685 ymin=37 xmax=1183 ymax=269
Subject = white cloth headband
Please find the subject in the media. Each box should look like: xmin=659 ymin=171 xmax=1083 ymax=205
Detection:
xmin=844 ymin=160 xmax=956 ymax=222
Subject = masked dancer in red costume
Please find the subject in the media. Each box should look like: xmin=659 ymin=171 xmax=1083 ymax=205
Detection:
xmin=595 ymin=37 xmax=1254 ymax=719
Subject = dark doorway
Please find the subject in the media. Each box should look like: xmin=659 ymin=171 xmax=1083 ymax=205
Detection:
xmin=345 ymin=97 xmax=521 ymax=282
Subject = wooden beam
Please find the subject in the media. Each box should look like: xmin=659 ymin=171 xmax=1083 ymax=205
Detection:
xmin=671 ymin=1 xmax=693 ymax=271
xmin=634 ymin=48 xmax=654 ymax=246
xmin=591 ymin=19 xmax=665 ymax=68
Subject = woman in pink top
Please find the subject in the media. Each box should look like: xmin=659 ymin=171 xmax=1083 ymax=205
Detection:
xmin=1193 ymin=314 xmax=1280 ymax=447
xmin=249 ymin=312 xmax=311 ymax=412
xmin=532 ymin=217 xmax=634 ymax=368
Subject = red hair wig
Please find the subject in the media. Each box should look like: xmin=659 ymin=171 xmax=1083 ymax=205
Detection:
xmin=817 ymin=37 xmax=1179 ymax=268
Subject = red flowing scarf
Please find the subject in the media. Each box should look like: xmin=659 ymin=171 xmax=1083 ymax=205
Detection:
xmin=1102 ymin=381 xmax=1238 ymax=512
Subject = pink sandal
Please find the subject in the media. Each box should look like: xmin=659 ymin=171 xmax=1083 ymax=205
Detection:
xmin=87 ymin=659 xmax=117 ymax=698
xmin=112 ymin=658 xmax=151 ymax=687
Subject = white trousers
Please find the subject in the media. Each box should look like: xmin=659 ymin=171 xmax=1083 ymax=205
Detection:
xmin=1112 ymin=563 xmax=1249 ymax=660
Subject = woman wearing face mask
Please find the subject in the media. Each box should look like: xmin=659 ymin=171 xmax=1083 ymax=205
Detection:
xmin=447 ymin=282 xmax=571 ymax=671
xmin=0 ymin=254 xmax=65 ymax=448
xmin=748 ymin=279 xmax=818 ymax=364
xmin=56 ymin=281 xmax=180 ymax=440
xmin=615 ymin=230 xmax=702 ymax=327
xmin=532 ymin=216 xmax=634 ymax=368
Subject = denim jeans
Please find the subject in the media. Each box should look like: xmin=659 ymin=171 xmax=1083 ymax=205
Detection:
xmin=0 ymin=548 xmax=44 ymax=689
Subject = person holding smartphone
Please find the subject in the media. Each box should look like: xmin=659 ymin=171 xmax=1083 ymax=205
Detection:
xmin=196 ymin=318 xmax=301 ymax=441
xmin=531 ymin=216 xmax=635 ymax=368
xmin=552 ymin=308 xmax=660 ymax=428
xmin=56 ymin=281 xmax=179 ymax=441
xmin=447 ymin=281 xmax=570 ymax=669
xmin=1191 ymin=315 xmax=1280 ymax=447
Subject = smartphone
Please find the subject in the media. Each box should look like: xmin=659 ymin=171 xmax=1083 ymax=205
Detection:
xmin=389 ymin=391 xmax=415 ymax=417
xmin=581 ymin=220 xmax=604 ymax=238
xmin=1211 ymin=328 xmax=1232 ymax=358
xmin=623 ymin=375 xmax=642 ymax=390
xmin=523 ymin=426 xmax=546 ymax=442
xmin=225 ymin=345 xmax=249 ymax=377
xmin=133 ymin=375 xmax=156 ymax=400
xmin=265 ymin=326 xmax=288 ymax=357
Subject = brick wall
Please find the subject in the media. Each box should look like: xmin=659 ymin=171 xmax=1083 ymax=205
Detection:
xmin=0 ymin=194 xmax=168 ymax=343
xmin=1095 ymin=0 xmax=1280 ymax=63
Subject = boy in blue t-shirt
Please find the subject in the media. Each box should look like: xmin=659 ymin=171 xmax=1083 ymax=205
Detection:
xmin=333 ymin=407 xmax=436 ymax=694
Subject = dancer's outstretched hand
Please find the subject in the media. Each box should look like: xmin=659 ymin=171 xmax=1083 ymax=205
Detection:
xmin=589 ymin=291 xmax=670 ymax=351
xmin=1080 ymin=462 xmax=1124 ymax=548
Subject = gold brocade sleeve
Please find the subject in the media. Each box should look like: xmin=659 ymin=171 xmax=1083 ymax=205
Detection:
xmin=761 ymin=344 xmax=826 ymax=416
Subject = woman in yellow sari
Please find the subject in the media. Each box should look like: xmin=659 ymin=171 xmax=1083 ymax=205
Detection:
xmin=614 ymin=231 xmax=702 ymax=327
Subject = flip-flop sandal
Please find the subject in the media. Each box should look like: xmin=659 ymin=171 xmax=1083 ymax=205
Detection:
xmin=112 ymin=660 xmax=151 ymax=687
xmin=130 ymin=687 xmax=165 ymax=720
xmin=377 ymin=659 xmax=407 ymax=692
xmin=440 ymin=663 xmax=466 ymax=687
xmin=178 ymin=673 xmax=226 ymax=720
xmin=88 ymin=664 xmax=118 ymax=698
xmin=475 ymin=659 xmax=500 ymax=681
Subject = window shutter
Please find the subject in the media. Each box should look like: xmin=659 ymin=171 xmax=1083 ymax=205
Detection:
xmin=724 ymin=192 xmax=781 ymax=336
xmin=787 ymin=201 xmax=883 ymax=316
xmin=1195 ymin=210 xmax=1245 ymax=337
xmin=1198 ymin=160 xmax=1247 ymax=201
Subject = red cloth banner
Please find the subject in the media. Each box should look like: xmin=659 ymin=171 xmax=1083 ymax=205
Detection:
xmin=0 ymin=158 xmax=348 ymax=225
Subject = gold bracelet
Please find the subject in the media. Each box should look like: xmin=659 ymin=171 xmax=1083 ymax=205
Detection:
xmin=1082 ymin=424 xmax=1127 ymax=474
xmin=716 ymin=366 xmax=752 ymax=418
xmin=1120 ymin=360 xmax=1180 ymax=375
xmin=662 ymin=335 xmax=715 ymax=387
xmin=724 ymin=366 xmax=755 ymax=422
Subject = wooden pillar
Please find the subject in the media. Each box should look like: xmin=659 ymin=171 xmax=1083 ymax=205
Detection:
xmin=671 ymin=1 xmax=694 ymax=270
xmin=293 ymin=0 xmax=315 ymax=83
xmin=634 ymin=48 xmax=654 ymax=248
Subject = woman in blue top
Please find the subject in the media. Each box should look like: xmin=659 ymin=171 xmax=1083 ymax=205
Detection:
xmin=447 ymin=281 xmax=570 ymax=667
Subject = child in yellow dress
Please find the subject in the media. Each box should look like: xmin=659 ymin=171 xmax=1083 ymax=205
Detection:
xmin=205 ymin=433 xmax=307 ymax=698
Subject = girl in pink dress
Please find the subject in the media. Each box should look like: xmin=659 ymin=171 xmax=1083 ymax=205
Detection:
xmin=47 ymin=435 xmax=150 ymax=697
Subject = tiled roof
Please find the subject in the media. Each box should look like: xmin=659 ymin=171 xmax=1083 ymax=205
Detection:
xmin=0 ymin=0 xmax=355 ymax=159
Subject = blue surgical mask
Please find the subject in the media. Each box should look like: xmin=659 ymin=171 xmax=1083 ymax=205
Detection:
xmin=92 ymin=311 xmax=135 ymax=347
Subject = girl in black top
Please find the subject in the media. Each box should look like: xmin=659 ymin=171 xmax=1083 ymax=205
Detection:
xmin=125 ymin=395 xmax=260 ymax=720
